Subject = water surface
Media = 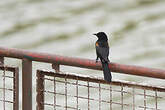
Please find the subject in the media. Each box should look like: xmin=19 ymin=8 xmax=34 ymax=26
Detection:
xmin=0 ymin=0 xmax=165 ymax=109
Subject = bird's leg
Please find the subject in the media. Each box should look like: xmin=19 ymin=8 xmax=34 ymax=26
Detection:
xmin=96 ymin=56 xmax=99 ymax=63
xmin=107 ymin=59 xmax=110 ymax=63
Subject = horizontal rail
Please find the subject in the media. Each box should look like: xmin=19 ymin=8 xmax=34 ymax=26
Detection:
xmin=38 ymin=70 xmax=165 ymax=92
xmin=0 ymin=47 xmax=165 ymax=79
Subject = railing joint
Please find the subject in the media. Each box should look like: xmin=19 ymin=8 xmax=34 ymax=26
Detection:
xmin=52 ymin=63 xmax=60 ymax=73
xmin=0 ymin=57 xmax=4 ymax=65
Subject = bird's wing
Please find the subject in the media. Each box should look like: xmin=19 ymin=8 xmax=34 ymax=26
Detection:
xmin=96 ymin=46 xmax=109 ymax=62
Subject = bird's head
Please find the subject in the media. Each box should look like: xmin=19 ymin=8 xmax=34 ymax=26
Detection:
xmin=93 ymin=32 xmax=108 ymax=41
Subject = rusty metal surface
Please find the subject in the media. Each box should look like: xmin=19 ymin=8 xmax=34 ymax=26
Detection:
xmin=22 ymin=59 xmax=32 ymax=110
xmin=36 ymin=70 xmax=44 ymax=110
xmin=0 ymin=65 xmax=19 ymax=110
xmin=36 ymin=70 xmax=165 ymax=110
xmin=0 ymin=47 xmax=165 ymax=79
xmin=13 ymin=67 xmax=19 ymax=110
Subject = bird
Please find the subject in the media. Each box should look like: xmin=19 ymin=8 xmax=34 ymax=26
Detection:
xmin=93 ymin=32 xmax=112 ymax=82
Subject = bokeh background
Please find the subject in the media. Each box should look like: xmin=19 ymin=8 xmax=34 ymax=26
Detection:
xmin=0 ymin=0 xmax=165 ymax=109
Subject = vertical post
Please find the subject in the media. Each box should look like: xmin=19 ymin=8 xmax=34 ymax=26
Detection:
xmin=110 ymin=86 xmax=112 ymax=110
xmin=99 ymin=83 xmax=101 ymax=110
xmin=3 ymin=65 xmax=6 ymax=110
xmin=0 ymin=57 xmax=4 ymax=65
xmin=87 ymin=81 xmax=90 ymax=110
xmin=121 ymin=85 xmax=123 ymax=110
xmin=132 ymin=87 xmax=135 ymax=110
xmin=155 ymin=90 xmax=157 ymax=110
xmin=144 ymin=89 xmax=146 ymax=110
xmin=22 ymin=58 xmax=32 ymax=110
xmin=65 ymin=77 xmax=67 ymax=110
xmin=14 ymin=67 xmax=19 ymax=110
xmin=52 ymin=63 xmax=60 ymax=73
xmin=76 ymin=79 xmax=78 ymax=109
xmin=53 ymin=77 xmax=56 ymax=109
xmin=36 ymin=70 xmax=44 ymax=110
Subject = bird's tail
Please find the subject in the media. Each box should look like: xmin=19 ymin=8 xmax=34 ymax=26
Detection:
xmin=101 ymin=61 xmax=112 ymax=82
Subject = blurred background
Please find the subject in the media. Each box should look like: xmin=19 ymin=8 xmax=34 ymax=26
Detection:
xmin=0 ymin=0 xmax=165 ymax=109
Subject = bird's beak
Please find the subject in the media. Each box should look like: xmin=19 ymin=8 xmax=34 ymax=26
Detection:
xmin=93 ymin=33 xmax=97 ymax=36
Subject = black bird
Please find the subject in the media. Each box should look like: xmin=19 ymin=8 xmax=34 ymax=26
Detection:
xmin=93 ymin=32 xmax=112 ymax=82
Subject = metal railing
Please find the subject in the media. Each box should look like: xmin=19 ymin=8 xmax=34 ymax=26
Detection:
xmin=0 ymin=47 xmax=165 ymax=79
xmin=36 ymin=70 xmax=165 ymax=110
xmin=0 ymin=65 xmax=19 ymax=110
xmin=0 ymin=47 xmax=165 ymax=110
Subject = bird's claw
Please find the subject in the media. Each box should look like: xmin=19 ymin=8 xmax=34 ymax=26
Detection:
xmin=95 ymin=60 xmax=98 ymax=63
